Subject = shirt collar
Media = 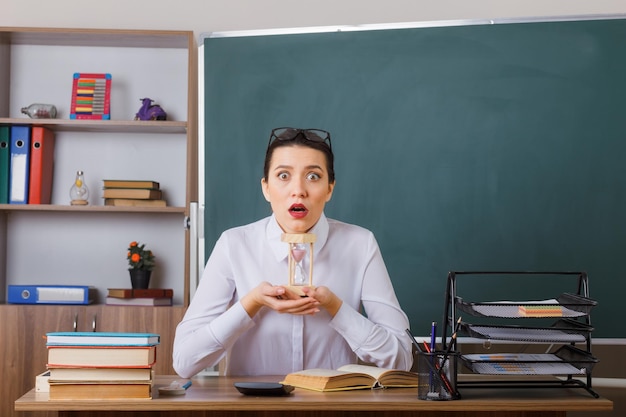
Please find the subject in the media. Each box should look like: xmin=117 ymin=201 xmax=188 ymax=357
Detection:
xmin=266 ymin=213 xmax=329 ymax=262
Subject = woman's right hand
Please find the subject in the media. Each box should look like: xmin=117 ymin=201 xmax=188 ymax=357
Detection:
xmin=240 ymin=281 xmax=320 ymax=317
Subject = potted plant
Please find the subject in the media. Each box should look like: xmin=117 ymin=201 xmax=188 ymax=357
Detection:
xmin=127 ymin=241 xmax=156 ymax=289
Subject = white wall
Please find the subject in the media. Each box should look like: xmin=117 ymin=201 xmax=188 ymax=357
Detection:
xmin=2 ymin=0 xmax=626 ymax=37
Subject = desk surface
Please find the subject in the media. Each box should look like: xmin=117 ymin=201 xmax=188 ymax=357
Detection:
xmin=15 ymin=375 xmax=613 ymax=413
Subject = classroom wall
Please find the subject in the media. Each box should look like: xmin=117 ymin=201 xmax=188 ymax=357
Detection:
xmin=2 ymin=0 xmax=626 ymax=35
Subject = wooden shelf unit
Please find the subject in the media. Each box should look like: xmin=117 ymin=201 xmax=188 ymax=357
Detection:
xmin=0 ymin=27 xmax=197 ymax=417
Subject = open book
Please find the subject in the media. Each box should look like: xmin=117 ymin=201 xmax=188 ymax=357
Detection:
xmin=280 ymin=364 xmax=418 ymax=392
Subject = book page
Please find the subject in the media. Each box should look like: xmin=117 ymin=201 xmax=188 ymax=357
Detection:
xmin=290 ymin=368 xmax=352 ymax=377
xmin=337 ymin=364 xmax=389 ymax=379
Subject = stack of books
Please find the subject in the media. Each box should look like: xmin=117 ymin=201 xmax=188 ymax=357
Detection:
xmin=102 ymin=179 xmax=166 ymax=207
xmin=45 ymin=331 xmax=159 ymax=400
xmin=106 ymin=288 xmax=173 ymax=306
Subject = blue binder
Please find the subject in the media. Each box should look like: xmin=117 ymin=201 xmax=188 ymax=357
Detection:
xmin=0 ymin=125 xmax=9 ymax=204
xmin=9 ymin=125 xmax=31 ymax=204
xmin=7 ymin=285 xmax=96 ymax=304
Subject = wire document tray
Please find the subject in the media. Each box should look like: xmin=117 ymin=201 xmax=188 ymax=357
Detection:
xmin=442 ymin=271 xmax=599 ymax=398
xmin=456 ymin=293 xmax=597 ymax=318
xmin=461 ymin=345 xmax=597 ymax=375
xmin=461 ymin=319 xmax=593 ymax=343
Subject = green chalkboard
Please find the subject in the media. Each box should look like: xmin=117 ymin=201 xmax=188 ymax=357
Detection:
xmin=203 ymin=18 xmax=626 ymax=338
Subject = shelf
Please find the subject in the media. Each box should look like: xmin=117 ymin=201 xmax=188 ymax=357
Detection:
xmin=0 ymin=204 xmax=186 ymax=214
xmin=0 ymin=26 xmax=197 ymax=417
xmin=460 ymin=319 xmax=592 ymax=343
xmin=455 ymin=293 xmax=597 ymax=319
xmin=0 ymin=27 xmax=192 ymax=48
xmin=0 ymin=118 xmax=188 ymax=134
xmin=461 ymin=345 xmax=597 ymax=376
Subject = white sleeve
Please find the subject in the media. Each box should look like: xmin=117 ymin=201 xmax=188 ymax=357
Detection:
xmin=172 ymin=233 xmax=255 ymax=378
xmin=329 ymin=233 xmax=413 ymax=371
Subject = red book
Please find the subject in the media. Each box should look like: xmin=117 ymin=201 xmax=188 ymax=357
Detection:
xmin=107 ymin=288 xmax=173 ymax=299
xmin=28 ymin=126 xmax=55 ymax=204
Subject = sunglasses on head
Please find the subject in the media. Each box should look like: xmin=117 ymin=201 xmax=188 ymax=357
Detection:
xmin=267 ymin=127 xmax=332 ymax=152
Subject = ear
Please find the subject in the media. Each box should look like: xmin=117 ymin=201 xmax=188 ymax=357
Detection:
xmin=261 ymin=177 xmax=271 ymax=202
xmin=326 ymin=181 xmax=335 ymax=202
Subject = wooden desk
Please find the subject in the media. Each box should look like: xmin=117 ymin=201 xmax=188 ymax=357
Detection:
xmin=15 ymin=375 xmax=613 ymax=417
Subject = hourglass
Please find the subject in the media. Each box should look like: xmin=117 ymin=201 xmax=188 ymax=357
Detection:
xmin=281 ymin=233 xmax=316 ymax=296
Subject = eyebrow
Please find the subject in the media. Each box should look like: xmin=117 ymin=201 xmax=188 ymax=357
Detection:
xmin=273 ymin=164 xmax=324 ymax=172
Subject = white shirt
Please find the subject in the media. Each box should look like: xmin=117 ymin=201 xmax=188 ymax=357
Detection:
xmin=173 ymin=213 xmax=412 ymax=377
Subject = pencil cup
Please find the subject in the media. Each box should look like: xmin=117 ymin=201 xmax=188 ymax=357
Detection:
xmin=416 ymin=351 xmax=460 ymax=401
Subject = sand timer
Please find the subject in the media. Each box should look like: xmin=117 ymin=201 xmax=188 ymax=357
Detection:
xmin=281 ymin=233 xmax=316 ymax=296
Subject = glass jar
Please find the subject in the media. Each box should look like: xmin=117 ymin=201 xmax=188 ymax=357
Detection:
xmin=69 ymin=171 xmax=89 ymax=205
xmin=21 ymin=103 xmax=58 ymax=119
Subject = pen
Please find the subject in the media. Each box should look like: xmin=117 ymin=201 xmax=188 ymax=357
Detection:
xmin=182 ymin=380 xmax=192 ymax=390
xmin=428 ymin=322 xmax=438 ymax=394
xmin=430 ymin=321 xmax=437 ymax=353
xmin=405 ymin=328 xmax=455 ymax=397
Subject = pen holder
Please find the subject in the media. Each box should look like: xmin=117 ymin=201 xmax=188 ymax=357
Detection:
xmin=416 ymin=351 xmax=460 ymax=401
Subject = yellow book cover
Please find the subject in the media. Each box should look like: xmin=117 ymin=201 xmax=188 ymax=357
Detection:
xmin=102 ymin=188 xmax=162 ymax=200
xmin=280 ymin=364 xmax=418 ymax=392
xmin=104 ymin=198 xmax=167 ymax=207
xmin=102 ymin=179 xmax=160 ymax=189
xmin=49 ymin=382 xmax=152 ymax=400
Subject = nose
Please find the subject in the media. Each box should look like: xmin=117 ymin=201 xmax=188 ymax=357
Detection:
xmin=291 ymin=177 xmax=307 ymax=198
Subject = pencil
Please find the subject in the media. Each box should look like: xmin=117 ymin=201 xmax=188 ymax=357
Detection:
xmin=437 ymin=318 xmax=462 ymax=384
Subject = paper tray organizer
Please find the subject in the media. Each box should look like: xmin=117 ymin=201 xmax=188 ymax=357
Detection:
xmin=461 ymin=345 xmax=598 ymax=375
xmin=441 ymin=271 xmax=600 ymax=397
xmin=460 ymin=319 xmax=593 ymax=343
xmin=455 ymin=292 xmax=597 ymax=318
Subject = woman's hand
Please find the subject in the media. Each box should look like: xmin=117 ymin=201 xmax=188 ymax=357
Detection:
xmin=302 ymin=286 xmax=343 ymax=317
xmin=240 ymin=281 xmax=321 ymax=317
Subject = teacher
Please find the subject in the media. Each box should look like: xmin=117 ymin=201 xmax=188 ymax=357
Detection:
xmin=173 ymin=127 xmax=412 ymax=377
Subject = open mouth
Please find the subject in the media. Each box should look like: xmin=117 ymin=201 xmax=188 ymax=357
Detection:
xmin=289 ymin=203 xmax=308 ymax=218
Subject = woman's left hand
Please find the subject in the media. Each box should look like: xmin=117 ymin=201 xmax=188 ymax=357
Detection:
xmin=301 ymin=286 xmax=343 ymax=317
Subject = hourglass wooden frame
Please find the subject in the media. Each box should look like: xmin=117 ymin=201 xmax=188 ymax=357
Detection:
xmin=282 ymin=233 xmax=316 ymax=295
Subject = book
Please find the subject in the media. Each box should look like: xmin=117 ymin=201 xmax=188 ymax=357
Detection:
xmin=0 ymin=125 xmax=9 ymax=204
xmin=107 ymin=288 xmax=174 ymax=299
xmin=49 ymin=382 xmax=152 ymax=400
xmin=102 ymin=179 xmax=160 ymax=189
xmin=46 ymin=331 xmax=160 ymax=346
xmin=28 ymin=126 xmax=55 ymax=204
xmin=105 ymin=296 xmax=172 ymax=306
xmin=47 ymin=345 xmax=157 ymax=367
xmin=518 ymin=305 xmax=563 ymax=317
xmin=102 ymin=188 xmax=162 ymax=200
xmin=104 ymin=198 xmax=167 ymax=207
xmin=8 ymin=125 xmax=31 ymax=204
xmin=48 ymin=367 xmax=153 ymax=382
xmin=36 ymin=371 xmax=50 ymax=393
xmin=7 ymin=285 xmax=96 ymax=304
xmin=280 ymin=364 xmax=418 ymax=392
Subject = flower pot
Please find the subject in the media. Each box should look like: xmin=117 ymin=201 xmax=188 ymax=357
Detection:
xmin=129 ymin=269 xmax=151 ymax=289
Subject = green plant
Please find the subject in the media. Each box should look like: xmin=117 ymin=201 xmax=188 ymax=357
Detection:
xmin=127 ymin=241 xmax=156 ymax=271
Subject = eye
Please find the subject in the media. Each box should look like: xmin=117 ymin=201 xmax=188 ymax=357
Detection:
xmin=277 ymin=172 xmax=290 ymax=180
xmin=306 ymin=172 xmax=321 ymax=181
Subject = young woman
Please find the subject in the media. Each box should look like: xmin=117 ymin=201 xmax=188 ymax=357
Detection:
xmin=173 ymin=127 xmax=412 ymax=377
